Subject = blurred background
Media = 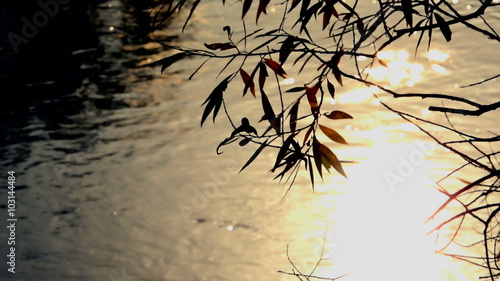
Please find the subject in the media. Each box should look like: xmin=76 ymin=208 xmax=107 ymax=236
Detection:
xmin=0 ymin=0 xmax=498 ymax=280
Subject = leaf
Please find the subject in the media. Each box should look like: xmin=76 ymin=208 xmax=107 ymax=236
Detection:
xmin=434 ymin=13 xmax=452 ymax=42
xmin=157 ymin=53 xmax=188 ymax=74
xmin=279 ymin=36 xmax=297 ymax=65
xmin=240 ymin=141 xmax=268 ymax=173
xmin=182 ymin=0 xmax=201 ymax=32
xmin=289 ymin=100 xmax=300 ymax=132
xmin=305 ymin=83 xmax=320 ymax=113
xmin=319 ymin=124 xmax=348 ymax=144
xmin=327 ymin=79 xmax=335 ymax=99
xmin=307 ymin=156 xmax=315 ymax=190
xmin=312 ymin=138 xmax=323 ymax=178
xmin=204 ymin=42 xmax=236 ymax=50
xmin=242 ymin=0 xmax=253 ymax=19
xmin=201 ymin=75 xmax=230 ymax=126
xmin=261 ymin=90 xmax=278 ymax=132
xmin=240 ymin=69 xmax=256 ymax=97
xmin=223 ymin=26 xmax=232 ymax=37
xmin=289 ymin=0 xmax=302 ymax=13
xmin=319 ymin=3 xmax=335 ymax=30
xmin=332 ymin=67 xmax=343 ymax=86
xmin=401 ymin=0 xmax=413 ymax=27
xmin=239 ymin=138 xmax=251 ymax=146
xmin=263 ymin=58 xmax=287 ymax=78
xmin=256 ymin=0 xmax=271 ymax=23
xmin=286 ymin=87 xmax=306 ymax=93
xmin=273 ymin=134 xmax=296 ymax=170
xmin=324 ymin=110 xmax=353 ymax=120
xmin=258 ymin=62 xmax=268 ymax=91
xmin=317 ymin=141 xmax=347 ymax=178
xmin=303 ymin=125 xmax=314 ymax=145
xmin=356 ymin=19 xmax=364 ymax=35
xmin=377 ymin=58 xmax=388 ymax=68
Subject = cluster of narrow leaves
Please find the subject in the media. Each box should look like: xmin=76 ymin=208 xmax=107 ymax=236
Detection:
xmin=153 ymin=0 xmax=488 ymax=189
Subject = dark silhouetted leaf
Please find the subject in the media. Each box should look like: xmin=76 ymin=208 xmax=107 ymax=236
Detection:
xmin=286 ymin=86 xmax=306 ymax=93
xmin=263 ymin=58 xmax=287 ymax=78
xmin=289 ymin=100 xmax=300 ymax=132
xmin=324 ymin=110 xmax=353 ymax=120
xmin=239 ymin=138 xmax=251 ymax=146
xmin=327 ymin=79 xmax=335 ymax=99
xmin=312 ymin=138 xmax=323 ymax=178
xmin=279 ymin=36 xmax=298 ymax=65
xmin=332 ymin=50 xmax=343 ymax=66
xmin=240 ymin=140 xmax=268 ymax=173
xmin=305 ymin=83 xmax=320 ymax=113
xmin=256 ymin=0 xmax=271 ymax=23
xmin=332 ymin=67 xmax=343 ymax=86
xmin=289 ymin=0 xmax=302 ymax=13
xmin=434 ymin=13 xmax=452 ymax=42
xmin=201 ymin=75 xmax=231 ymax=126
xmin=204 ymin=42 xmax=236 ymax=50
xmin=223 ymin=25 xmax=232 ymax=37
xmin=319 ymin=124 xmax=348 ymax=144
xmin=401 ymin=0 xmax=413 ymax=27
xmin=273 ymin=134 xmax=296 ymax=171
xmin=319 ymin=1 xmax=338 ymax=30
xmin=240 ymin=69 xmax=256 ymax=97
xmin=307 ymin=156 xmax=315 ymax=190
xmin=158 ymin=53 xmax=188 ymax=74
xmin=357 ymin=19 xmax=365 ymax=35
xmin=258 ymin=62 xmax=268 ymax=91
xmin=182 ymin=0 xmax=201 ymax=32
xmin=299 ymin=0 xmax=311 ymax=18
xmin=261 ymin=90 xmax=277 ymax=128
xmin=242 ymin=0 xmax=253 ymax=19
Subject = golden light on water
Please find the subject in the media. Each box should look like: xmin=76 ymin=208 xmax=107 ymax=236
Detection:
xmin=334 ymin=48 xmax=449 ymax=105
xmin=290 ymin=47 xmax=475 ymax=280
xmin=296 ymin=139 xmax=471 ymax=281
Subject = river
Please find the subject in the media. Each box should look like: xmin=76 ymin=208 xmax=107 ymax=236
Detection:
xmin=0 ymin=0 xmax=499 ymax=280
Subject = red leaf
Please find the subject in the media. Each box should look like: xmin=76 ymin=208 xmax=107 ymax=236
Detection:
xmin=289 ymin=0 xmax=301 ymax=13
xmin=256 ymin=0 xmax=271 ymax=23
xmin=305 ymin=83 xmax=320 ymax=113
xmin=263 ymin=58 xmax=287 ymax=78
xmin=240 ymin=69 xmax=256 ymax=97
xmin=332 ymin=67 xmax=343 ymax=86
xmin=324 ymin=110 xmax=353 ymax=120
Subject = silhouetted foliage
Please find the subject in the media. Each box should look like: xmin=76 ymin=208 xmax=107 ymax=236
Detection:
xmin=150 ymin=0 xmax=499 ymax=279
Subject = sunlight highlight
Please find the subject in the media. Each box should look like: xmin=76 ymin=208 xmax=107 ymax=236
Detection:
xmin=363 ymin=49 xmax=449 ymax=88
xmin=305 ymin=140 xmax=469 ymax=281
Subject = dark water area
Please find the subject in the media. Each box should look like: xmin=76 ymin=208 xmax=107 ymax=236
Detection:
xmin=0 ymin=0 xmax=171 ymax=160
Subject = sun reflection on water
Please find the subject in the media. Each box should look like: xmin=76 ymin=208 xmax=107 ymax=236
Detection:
xmin=297 ymin=140 xmax=471 ymax=281
xmin=336 ymin=48 xmax=450 ymax=105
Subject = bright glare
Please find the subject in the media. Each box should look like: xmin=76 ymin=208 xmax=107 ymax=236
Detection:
xmin=338 ymin=86 xmax=379 ymax=104
xmin=432 ymin=64 xmax=447 ymax=74
xmin=299 ymin=141 xmax=469 ymax=281
xmin=283 ymin=77 xmax=295 ymax=85
xmin=427 ymin=49 xmax=450 ymax=62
